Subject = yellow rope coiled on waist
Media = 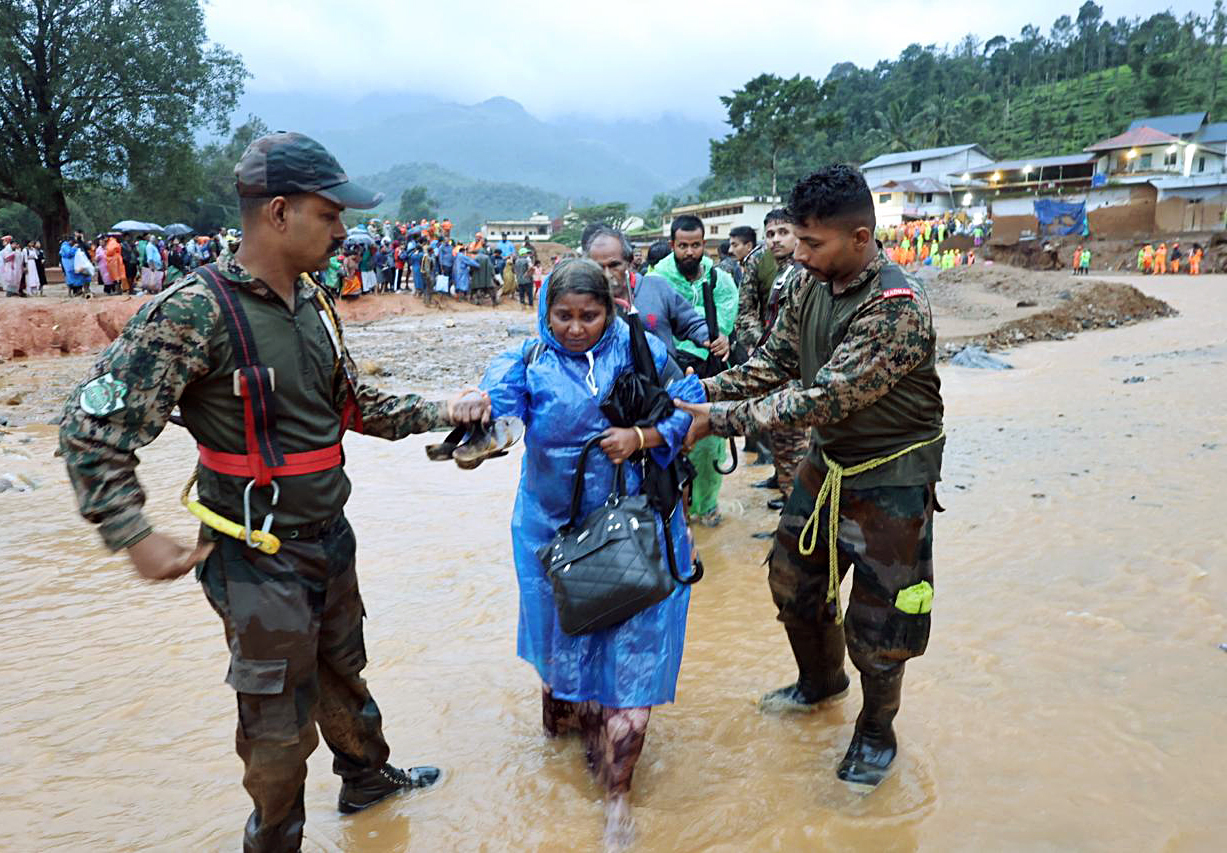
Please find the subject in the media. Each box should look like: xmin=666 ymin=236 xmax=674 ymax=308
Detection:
xmin=180 ymin=471 xmax=281 ymax=555
xmin=797 ymin=430 xmax=944 ymax=625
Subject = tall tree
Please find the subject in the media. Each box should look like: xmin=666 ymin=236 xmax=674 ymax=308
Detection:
xmin=397 ymin=185 xmax=439 ymax=222
xmin=1211 ymin=0 xmax=1227 ymax=116
xmin=710 ymin=73 xmax=838 ymax=196
xmin=0 ymin=0 xmax=245 ymax=250
xmin=553 ymin=202 xmax=631 ymax=248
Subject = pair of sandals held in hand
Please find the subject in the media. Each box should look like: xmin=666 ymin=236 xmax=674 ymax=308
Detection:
xmin=426 ymin=416 xmax=525 ymax=469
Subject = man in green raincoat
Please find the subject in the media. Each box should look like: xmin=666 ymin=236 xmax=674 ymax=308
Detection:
xmin=653 ymin=214 xmax=737 ymax=526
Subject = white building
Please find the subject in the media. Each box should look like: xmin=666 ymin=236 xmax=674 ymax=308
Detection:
xmin=665 ymin=195 xmax=781 ymax=244
xmin=1085 ymin=125 xmax=1225 ymax=179
xmin=482 ymin=212 xmax=553 ymax=243
xmin=870 ymin=178 xmax=957 ymax=225
xmin=860 ymin=144 xmax=994 ymax=226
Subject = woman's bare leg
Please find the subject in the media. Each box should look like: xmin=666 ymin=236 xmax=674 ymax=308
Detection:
xmin=541 ymin=685 xmax=581 ymax=737
xmin=600 ymin=706 xmax=650 ymax=849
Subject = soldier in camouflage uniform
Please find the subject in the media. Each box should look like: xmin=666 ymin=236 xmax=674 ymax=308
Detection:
xmin=751 ymin=209 xmax=810 ymax=508
xmin=59 ymin=133 xmax=474 ymax=852
xmin=675 ymin=165 xmax=944 ymax=788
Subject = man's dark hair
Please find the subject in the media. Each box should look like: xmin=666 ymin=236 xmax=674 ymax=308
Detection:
xmin=546 ymin=258 xmax=614 ymax=317
xmin=718 ymin=239 xmax=731 ymax=258
xmin=787 ymin=165 xmax=875 ymax=231
xmin=646 ymin=239 xmax=671 ymax=267
xmin=669 ymin=214 xmax=704 ymax=241
xmin=764 ymin=207 xmax=795 ymax=226
xmin=729 ymin=225 xmax=756 ymax=244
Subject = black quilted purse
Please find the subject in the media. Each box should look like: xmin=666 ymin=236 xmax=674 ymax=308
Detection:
xmin=537 ymin=435 xmax=678 ymax=636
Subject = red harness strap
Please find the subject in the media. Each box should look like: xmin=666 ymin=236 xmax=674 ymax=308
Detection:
xmin=195 ymin=264 xmax=349 ymax=485
xmin=197 ymin=443 xmax=342 ymax=478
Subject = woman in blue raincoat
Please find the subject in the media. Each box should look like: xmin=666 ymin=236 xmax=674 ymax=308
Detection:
xmin=474 ymin=258 xmax=704 ymax=844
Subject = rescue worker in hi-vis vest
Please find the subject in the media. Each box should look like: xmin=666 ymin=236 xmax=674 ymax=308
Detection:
xmin=674 ymin=164 xmax=945 ymax=789
xmin=60 ymin=132 xmax=486 ymax=852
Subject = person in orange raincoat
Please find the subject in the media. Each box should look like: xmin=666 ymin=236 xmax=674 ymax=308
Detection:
xmin=1153 ymin=243 xmax=1166 ymax=275
xmin=105 ymin=235 xmax=127 ymax=293
xmin=1141 ymin=244 xmax=1154 ymax=273
xmin=1188 ymin=245 xmax=1203 ymax=275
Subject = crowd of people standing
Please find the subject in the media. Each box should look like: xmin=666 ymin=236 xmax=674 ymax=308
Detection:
xmin=2 ymin=227 xmax=240 ymax=298
xmin=1137 ymin=240 xmax=1204 ymax=275
xmin=324 ymin=218 xmax=553 ymax=309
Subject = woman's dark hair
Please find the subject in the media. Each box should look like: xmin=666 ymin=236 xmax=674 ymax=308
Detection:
xmin=546 ymin=258 xmax=613 ymax=316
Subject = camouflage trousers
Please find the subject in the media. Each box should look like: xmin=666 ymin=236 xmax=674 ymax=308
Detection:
xmin=770 ymin=455 xmax=935 ymax=680
xmin=769 ymin=427 xmax=809 ymax=499
xmin=199 ymin=515 xmax=389 ymax=853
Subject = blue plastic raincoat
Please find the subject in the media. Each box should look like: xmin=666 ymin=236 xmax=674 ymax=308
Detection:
xmin=480 ymin=290 xmax=706 ymax=708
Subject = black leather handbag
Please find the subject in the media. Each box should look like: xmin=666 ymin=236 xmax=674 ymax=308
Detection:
xmin=537 ymin=435 xmax=677 ymax=636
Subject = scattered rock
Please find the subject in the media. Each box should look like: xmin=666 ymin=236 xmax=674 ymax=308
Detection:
xmin=950 ymin=345 xmax=1012 ymax=370
xmin=443 ymin=318 xmax=456 ymax=328
xmin=0 ymin=415 xmax=7 ymax=427
xmin=0 ymin=473 xmax=36 ymax=493
xmin=1122 ymin=376 xmax=1147 ymax=384
xmin=506 ymin=325 xmax=533 ymax=337
xmin=1031 ymin=493 xmax=1046 ymax=499
xmin=4 ymin=393 xmax=22 ymax=406
xmin=1016 ymin=300 xmax=1038 ymax=308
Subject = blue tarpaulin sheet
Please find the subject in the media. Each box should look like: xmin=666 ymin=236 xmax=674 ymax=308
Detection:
xmin=1034 ymin=199 xmax=1087 ymax=236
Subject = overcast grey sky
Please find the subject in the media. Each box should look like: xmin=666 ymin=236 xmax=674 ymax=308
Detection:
xmin=204 ymin=0 xmax=1207 ymax=121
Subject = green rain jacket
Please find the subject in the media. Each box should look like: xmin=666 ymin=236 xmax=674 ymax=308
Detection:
xmin=652 ymin=252 xmax=739 ymax=362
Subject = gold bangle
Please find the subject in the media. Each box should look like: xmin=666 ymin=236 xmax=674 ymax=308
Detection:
xmin=633 ymin=426 xmax=645 ymax=450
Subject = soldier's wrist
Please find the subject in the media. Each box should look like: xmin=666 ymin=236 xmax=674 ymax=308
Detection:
xmin=100 ymin=510 xmax=154 ymax=552
xmin=708 ymin=402 xmax=736 ymax=437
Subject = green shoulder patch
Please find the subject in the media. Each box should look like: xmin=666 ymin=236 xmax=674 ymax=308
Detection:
xmin=80 ymin=372 xmax=129 ymax=417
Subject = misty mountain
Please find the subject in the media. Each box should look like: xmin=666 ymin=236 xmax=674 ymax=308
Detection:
xmin=231 ymin=91 xmax=721 ymax=207
xmin=355 ymin=162 xmax=566 ymax=237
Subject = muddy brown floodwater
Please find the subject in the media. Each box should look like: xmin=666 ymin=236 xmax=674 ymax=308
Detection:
xmin=1 ymin=275 xmax=1224 ymax=851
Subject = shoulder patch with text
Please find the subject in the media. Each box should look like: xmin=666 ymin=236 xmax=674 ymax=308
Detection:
xmin=881 ymin=287 xmax=914 ymax=300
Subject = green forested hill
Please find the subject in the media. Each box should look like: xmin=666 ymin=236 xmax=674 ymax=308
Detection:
xmin=703 ymin=3 xmax=1227 ymax=198
xmin=965 ymin=56 xmax=1227 ymax=159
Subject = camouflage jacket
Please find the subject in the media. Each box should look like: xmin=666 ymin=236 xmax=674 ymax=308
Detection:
xmin=60 ymin=250 xmax=449 ymax=551
xmin=703 ymin=252 xmax=944 ymax=485
xmin=733 ymin=244 xmax=779 ymax=351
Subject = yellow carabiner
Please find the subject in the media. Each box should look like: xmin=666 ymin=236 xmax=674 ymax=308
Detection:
xmin=180 ymin=472 xmax=281 ymax=555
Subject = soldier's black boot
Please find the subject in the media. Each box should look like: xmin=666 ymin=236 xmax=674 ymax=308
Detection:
xmin=338 ymin=763 xmax=441 ymax=814
xmin=760 ymin=623 xmax=849 ymax=712
xmin=837 ymin=668 xmax=904 ymax=788
xmin=243 ymin=788 xmax=306 ymax=853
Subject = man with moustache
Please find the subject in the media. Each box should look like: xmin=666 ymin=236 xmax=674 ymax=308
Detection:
xmin=59 ymin=132 xmax=477 ymax=851
xmin=674 ymin=165 xmax=944 ymax=789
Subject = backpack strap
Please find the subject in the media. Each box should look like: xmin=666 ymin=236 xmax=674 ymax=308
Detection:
xmin=522 ymin=340 xmax=547 ymax=366
xmin=196 ymin=263 xmax=286 ymax=485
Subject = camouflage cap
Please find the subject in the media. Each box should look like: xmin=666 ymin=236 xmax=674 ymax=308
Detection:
xmin=234 ymin=131 xmax=384 ymax=210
